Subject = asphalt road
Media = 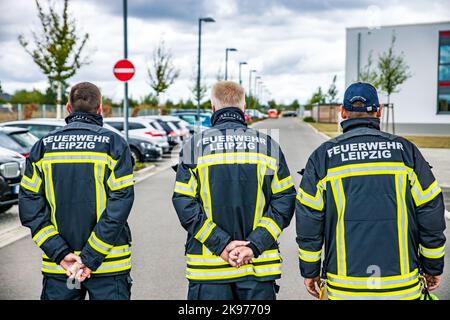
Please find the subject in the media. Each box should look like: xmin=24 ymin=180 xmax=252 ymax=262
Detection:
xmin=0 ymin=117 xmax=448 ymax=300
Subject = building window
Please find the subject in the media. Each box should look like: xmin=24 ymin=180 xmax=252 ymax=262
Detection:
xmin=438 ymin=31 xmax=450 ymax=112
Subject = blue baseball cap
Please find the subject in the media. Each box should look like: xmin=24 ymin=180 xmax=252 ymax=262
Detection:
xmin=343 ymin=82 xmax=379 ymax=112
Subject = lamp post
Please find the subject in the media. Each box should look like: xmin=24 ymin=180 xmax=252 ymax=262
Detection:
xmin=197 ymin=17 xmax=215 ymax=120
xmin=224 ymin=48 xmax=237 ymax=80
xmin=248 ymin=69 xmax=256 ymax=97
xmin=123 ymin=0 xmax=129 ymax=142
xmin=254 ymin=76 xmax=261 ymax=99
xmin=239 ymin=62 xmax=247 ymax=86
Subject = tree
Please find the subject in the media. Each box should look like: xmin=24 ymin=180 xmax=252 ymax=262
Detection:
xmin=327 ymin=75 xmax=338 ymax=103
xmin=18 ymin=0 xmax=89 ymax=112
xmin=359 ymin=51 xmax=379 ymax=87
xmin=377 ymin=34 xmax=411 ymax=104
xmin=11 ymin=89 xmax=46 ymax=104
xmin=309 ymin=87 xmax=327 ymax=105
xmin=147 ymin=40 xmax=180 ymax=98
xmin=189 ymin=66 xmax=207 ymax=104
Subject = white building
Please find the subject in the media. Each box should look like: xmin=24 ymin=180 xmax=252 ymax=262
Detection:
xmin=346 ymin=21 xmax=450 ymax=135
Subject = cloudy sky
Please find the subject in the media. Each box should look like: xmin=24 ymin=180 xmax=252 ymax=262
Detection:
xmin=1 ymin=0 xmax=449 ymax=104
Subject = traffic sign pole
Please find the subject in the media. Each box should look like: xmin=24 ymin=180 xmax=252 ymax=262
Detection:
xmin=123 ymin=0 xmax=129 ymax=142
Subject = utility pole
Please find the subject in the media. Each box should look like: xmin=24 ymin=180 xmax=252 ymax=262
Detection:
xmin=123 ymin=0 xmax=129 ymax=142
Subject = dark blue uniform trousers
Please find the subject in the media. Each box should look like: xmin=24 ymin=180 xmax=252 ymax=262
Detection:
xmin=188 ymin=280 xmax=278 ymax=300
xmin=41 ymin=273 xmax=132 ymax=300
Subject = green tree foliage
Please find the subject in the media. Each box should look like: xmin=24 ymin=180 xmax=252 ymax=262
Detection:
xmin=11 ymin=89 xmax=46 ymax=104
xmin=377 ymin=34 xmax=411 ymax=103
xmin=147 ymin=40 xmax=180 ymax=97
xmin=189 ymin=66 xmax=208 ymax=104
xmin=18 ymin=0 xmax=90 ymax=101
xmin=309 ymin=86 xmax=327 ymax=104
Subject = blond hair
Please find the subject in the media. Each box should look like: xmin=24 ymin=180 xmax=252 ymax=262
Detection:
xmin=211 ymin=81 xmax=246 ymax=110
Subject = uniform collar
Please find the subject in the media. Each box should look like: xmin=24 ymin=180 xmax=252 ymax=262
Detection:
xmin=65 ymin=112 xmax=103 ymax=127
xmin=211 ymin=107 xmax=247 ymax=127
xmin=341 ymin=117 xmax=380 ymax=133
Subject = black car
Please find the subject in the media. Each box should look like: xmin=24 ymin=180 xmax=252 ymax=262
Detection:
xmin=0 ymin=147 xmax=24 ymax=213
xmin=0 ymin=127 xmax=39 ymax=157
xmin=128 ymin=136 xmax=163 ymax=163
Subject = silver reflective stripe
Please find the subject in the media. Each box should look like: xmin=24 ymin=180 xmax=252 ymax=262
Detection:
xmin=419 ymin=245 xmax=445 ymax=258
xmin=108 ymin=175 xmax=134 ymax=189
xmin=175 ymin=180 xmax=196 ymax=194
xmin=187 ymin=265 xmax=281 ymax=278
xmin=272 ymin=176 xmax=293 ymax=192
xmin=328 ymin=286 xmax=421 ymax=300
xmin=21 ymin=175 xmax=41 ymax=190
xmin=89 ymin=234 xmax=112 ymax=254
xmin=95 ymin=163 xmax=106 ymax=220
xmin=109 ymin=247 xmax=131 ymax=255
xmin=254 ymin=164 xmax=266 ymax=228
xmin=44 ymin=154 xmax=112 ymax=164
xmin=396 ymin=174 xmax=409 ymax=274
xmin=199 ymin=167 xmax=211 ymax=218
xmin=198 ymin=154 xmax=276 ymax=168
xmin=299 ymin=250 xmax=321 ymax=261
xmin=33 ymin=227 xmax=56 ymax=245
xmin=332 ymin=178 xmax=346 ymax=276
xmin=43 ymin=163 xmax=57 ymax=228
xmin=297 ymin=189 xmax=324 ymax=209
xmin=258 ymin=219 xmax=280 ymax=239
xmin=411 ymin=183 xmax=440 ymax=203
xmin=328 ymin=164 xmax=406 ymax=178
xmin=97 ymin=260 xmax=131 ymax=271
xmin=327 ymin=272 xmax=418 ymax=287
xmin=42 ymin=264 xmax=64 ymax=271
xmin=187 ymin=251 xmax=280 ymax=264
xmin=196 ymin=220 xmax=215 ymax=242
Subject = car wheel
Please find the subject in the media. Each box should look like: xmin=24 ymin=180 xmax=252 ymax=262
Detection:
xmin=130 ymin=147 xmax=141 ymax=164
xmin=0 ymin=204 xmax=13 ymax=214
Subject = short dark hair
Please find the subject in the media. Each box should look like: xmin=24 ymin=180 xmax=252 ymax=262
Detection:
xmin=346 ymin=101 xmax=377 ymax=119
xmin=69 ymin=82 xmax=101 ymax=113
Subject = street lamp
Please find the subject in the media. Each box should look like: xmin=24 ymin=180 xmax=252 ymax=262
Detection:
xmin=225 ymin=48 xmax=237 ymax=80
xmin=254 ymin=76 xmax=261 ymax=99
xmin=197 ymin=17 xmax=215 ymax=120
xmin=248 ymin=69 xmax=256 ymax=97
xmin=239 ymin=62 xmax=247 ymax=86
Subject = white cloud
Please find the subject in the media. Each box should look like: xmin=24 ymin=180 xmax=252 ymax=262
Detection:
xmin=1 ymin=0 xmax=450 ymax=105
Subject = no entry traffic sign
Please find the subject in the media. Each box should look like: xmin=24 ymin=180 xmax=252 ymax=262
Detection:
xmin=113 ymin=59 xmax=135 ymax=82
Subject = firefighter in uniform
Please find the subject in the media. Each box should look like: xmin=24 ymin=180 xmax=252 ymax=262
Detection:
xmin=296 ymin=82 xmax=446 ymax=300
xmin=19 ymin=82 xmax=135 ymax=300
xmin=172 ymin=81 xmax=296 ymax=300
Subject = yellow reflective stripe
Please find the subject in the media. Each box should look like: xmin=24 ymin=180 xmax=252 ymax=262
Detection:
xmin=327 ymin=283 xmax=421 ymax=300
xmin=94 ymin=162 xmax=106 ymax=221
xmin=32 ymin=225 xmax=58 ymax=247
xmin=395 ymin=173 xmax=410 ymax=274
xmin=108 ymin=173 xmax=134 ymax=191
xmin=186 ymin=263 xmax=281 ymax=280
xmin=194 ymin=219 xmax=216 ymax=243
xmin=186 ymin=249 xmax=280 ymax=266
xmin=256 ymin=217 xmax=281 ymax=241
xmin=298 ymin=247 xmax=322 ymax=262
xmin=296 ymin=179 xmax=326 ymax=211
xmin=21 ymin=163 xmax=42 ymax=192
xmin=174 ymin=171 xmax=197 ymax=197
xmin=419 ymin=244 xmax=445 ymax=259
xmin=42 ymin=245 xmax=131 ymax=260
xmin=42 ymin=162 xmax=57 ymax=230
xmin=41 ymin=257 xmax=131 ymax=275
xmin=326 ymin=269 xmax=419 ymax=290
xmin=408 ymin=172 xmax=442 ymax=206
xmin=42 ymin=151 xmax=117 ymax=169
xmin=197 ymin=152 xmax=277 ymax=170
xmin=88 ymin=232 xmax=113 ymax=255
xmin=271 ymin=173 xmax=294 ymax=194
xmin=331 ymin=178 xmax=347 ymax=276
xmin=253 ymin=164 xmax=267 ymax=228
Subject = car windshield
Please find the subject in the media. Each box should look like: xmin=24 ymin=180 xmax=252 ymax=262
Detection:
xmin=178 ymin=114 xmax=211 ymax=127
xmin=9 ymin=131 xmax=38 ymax=147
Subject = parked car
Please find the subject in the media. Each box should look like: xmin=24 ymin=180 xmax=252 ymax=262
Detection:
xmin=170 ymin=112 xmax=212 ymax=131
xmin=103 ymin=117 xmax=170 ymax=153
xmin=267 ymin=109 xmax=279 ymax=119
xmin=281 ymin=110 xmax=298 ymax=117
xmin=0 ymin=147 xmax=25 ymax=214
xmin=0 ymin=119 xmax=163 ymax=162
xmin=140 ymin=115 xmax=191 ymax=143
xmin=246 ymin=109 xmax=267 ymax=119
xmin=0 ymin=127 xmax=39 ymax=157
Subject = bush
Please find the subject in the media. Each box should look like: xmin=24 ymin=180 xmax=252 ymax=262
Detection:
xmin=303 ymin=116 xmax=315 ymax=123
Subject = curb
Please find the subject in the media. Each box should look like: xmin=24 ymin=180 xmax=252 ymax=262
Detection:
xmin=0 ymin=226 xmax=29 ymax=249
xmin=304 ymin=122 xmax=330 ymax=140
